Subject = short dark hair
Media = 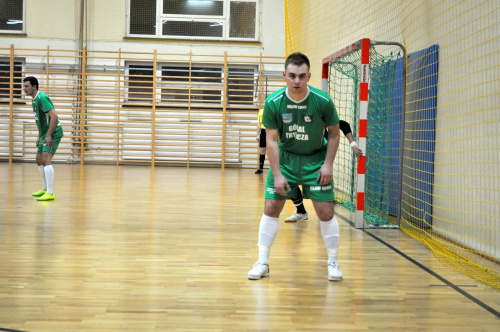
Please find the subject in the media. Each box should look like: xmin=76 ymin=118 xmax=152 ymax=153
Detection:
xmin=285 ymin=52 xmax=310 ymax=71
xmin=23 ymin=76 xmax=39 ymax=90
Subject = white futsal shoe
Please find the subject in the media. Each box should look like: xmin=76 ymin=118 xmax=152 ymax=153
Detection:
xmin=247 ymin=262 xmax=269 ymax=280
xmin=284 ymin=211 xmax=309 ymax=222
xmin=328 ymin=262 xmax=343 ymax=281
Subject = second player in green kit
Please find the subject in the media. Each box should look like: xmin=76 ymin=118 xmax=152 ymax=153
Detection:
xmin=23 ymin=76 xmax=64 ymax=201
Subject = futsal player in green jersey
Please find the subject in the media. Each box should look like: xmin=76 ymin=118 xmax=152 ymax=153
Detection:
xmin=23 ymin=76 xmax=64 ymax=201
xmin=248 ymin=52 xmax=343 ymax=281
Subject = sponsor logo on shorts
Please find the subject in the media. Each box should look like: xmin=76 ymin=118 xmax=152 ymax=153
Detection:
xmin=310 ymin=185 xmax=332 ymax=191
xmin=266 ymin=187 xmax=276 ymax=194
xmin=282 ymin=113 xmax=293 ymax=124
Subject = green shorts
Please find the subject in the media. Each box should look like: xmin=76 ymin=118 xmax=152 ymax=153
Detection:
xmin=264 ymin=148 xmax=335 ymax=202
xmin=37 ymin=133 xmax=63 ymax=155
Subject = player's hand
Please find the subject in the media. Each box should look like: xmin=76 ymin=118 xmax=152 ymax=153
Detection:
xmin=352 ymin=145 xmax=363 ymax=157
xmin=36 ymin=138 xmax=40 ymax=147
xmin=256 ymin=135 xmax=260 ymax=141
xmin=317 ymin=164 xmax=333 ymax=186
xmin=44 ymin=136 xmax=53 ymax=149
xmin=274 ymin=174 xmax=291 ymax=196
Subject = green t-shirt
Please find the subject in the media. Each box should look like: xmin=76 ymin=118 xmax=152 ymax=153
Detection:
xmin=32 ymin=92 xmax=63 ymax=138
xmin=262 ymin=85 xmax=339 ymax=155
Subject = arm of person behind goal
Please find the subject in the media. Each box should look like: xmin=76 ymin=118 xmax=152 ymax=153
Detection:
xmin=339 ymin=120 xmax=362 ymax=157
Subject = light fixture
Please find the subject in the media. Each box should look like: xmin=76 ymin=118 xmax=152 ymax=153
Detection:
xmin=7 ymin=19 xmax=23 ymax=25
xmin=187 ymin=0 xmax=213 ymax=5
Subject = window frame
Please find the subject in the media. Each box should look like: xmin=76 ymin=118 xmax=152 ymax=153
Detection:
xmin=126 ymin=0 xmax=259 ymax=42
xmin=0 ymin=0 xmax=26 ymax=34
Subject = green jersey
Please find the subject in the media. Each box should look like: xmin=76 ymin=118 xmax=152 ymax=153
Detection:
xmin=262 ymin=85 xmax=339 ymax=155
xmin=32 ymin=92 xmax=63 ymax=138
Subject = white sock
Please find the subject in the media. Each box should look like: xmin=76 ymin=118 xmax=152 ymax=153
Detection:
xmin=320 ymin=215 xmax=340 ymax=265
xmin=44 ymin=165 xmax=54 ymax=195
xmin=257 ymin=214 xmax=279 ymax=264
xmin=258 ymin=247 xmax=270 ymax=265
xmin=38 ymin=165 xmax=47 ymax=190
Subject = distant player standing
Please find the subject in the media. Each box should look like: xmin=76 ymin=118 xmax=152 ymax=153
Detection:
xmin=23 ymin=76 xmax=64 ymax=201
xmin=247 ymin=52 xmax=343 ymax=281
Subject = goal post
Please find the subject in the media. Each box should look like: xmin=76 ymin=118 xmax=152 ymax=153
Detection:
xmin=322 ymin=38 xmax=406 ymax=229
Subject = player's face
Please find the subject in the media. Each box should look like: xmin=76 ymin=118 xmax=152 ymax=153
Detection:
xmin=23 ymin=81 xmax=36 ymax=97
xmin=283 ymin=63 xmax=311 ymax=100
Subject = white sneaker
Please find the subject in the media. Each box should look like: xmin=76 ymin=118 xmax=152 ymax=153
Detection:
xmin=248 ymin=262 xmax=269 ymax=280
xmin=284 ymin=211 xmax=309 ymax=222
xmin=328 ymin=263 xmax=343 ymax=281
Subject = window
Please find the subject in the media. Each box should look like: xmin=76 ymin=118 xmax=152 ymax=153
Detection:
xmin=0 ymin=0 xmax=25 ymax=33
xmin=129 ymin=0 xmax=157 ymax=35
xmin=229 ymin=1 xmax=256 ymax=38
xmin=127 ymin=0 xmax=259 ymax=41
xmin=127 ymin=65 xmax=154 ymax=103
xmin=126 ymin=62 xmax=257 ymax=105
xmin=161 ymin=66 xmax=222 ymax=103
xmin=0 ymin=60 xmax=24 ymax=101
xmin=227 ymin=68 xmax=256 ymax=104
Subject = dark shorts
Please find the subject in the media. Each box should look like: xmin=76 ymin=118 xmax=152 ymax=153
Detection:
xmin=259 ymin=129 xmax=266 ymax=148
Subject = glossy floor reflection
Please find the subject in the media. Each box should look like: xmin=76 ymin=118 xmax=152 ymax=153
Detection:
xmin=0 ymin=162 xmax=498 ymax=331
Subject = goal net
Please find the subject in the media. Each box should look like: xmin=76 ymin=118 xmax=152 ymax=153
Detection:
xmin=322 ymin=39 xmax=405 ymax=228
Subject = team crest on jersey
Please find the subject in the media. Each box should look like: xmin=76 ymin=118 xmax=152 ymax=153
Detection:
xmin=303 ymin=114 xmax=313 ymax=122
xmin=282 ymin=113 xmax=292 ymax=124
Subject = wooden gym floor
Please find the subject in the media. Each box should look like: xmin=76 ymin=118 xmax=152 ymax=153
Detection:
xmin=0 ymin=162 xmax=498 ymax=331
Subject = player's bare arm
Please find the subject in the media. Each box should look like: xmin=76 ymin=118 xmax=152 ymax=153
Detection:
xmin=44 ymin=108 xmax=58 ymax=149
xmin=266 ymin=128 xmax=290 ymax=196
